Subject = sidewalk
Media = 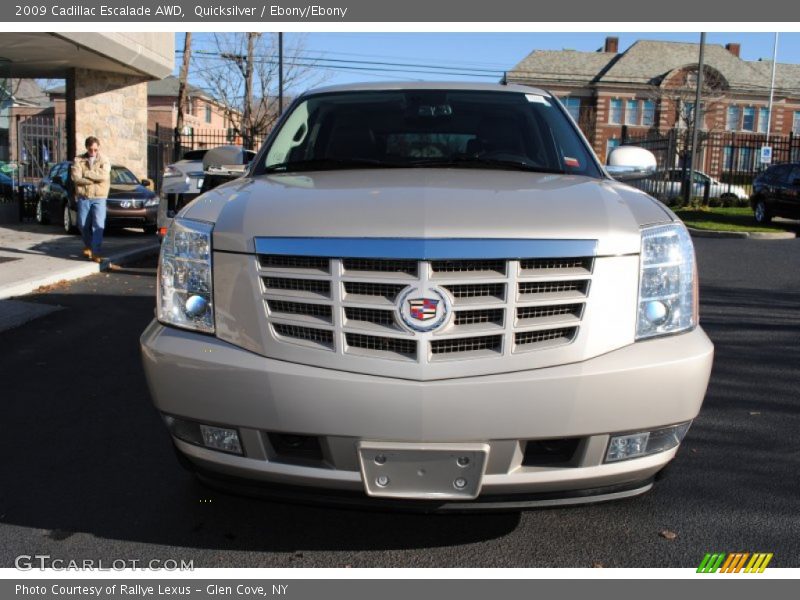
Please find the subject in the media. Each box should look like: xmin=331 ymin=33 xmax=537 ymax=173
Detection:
xmin=0 ymin=223 xmax=159 ymax=300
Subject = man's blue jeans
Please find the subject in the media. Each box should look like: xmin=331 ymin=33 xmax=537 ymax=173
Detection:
xmin=77 ymin=198 xmax=107 ymax=256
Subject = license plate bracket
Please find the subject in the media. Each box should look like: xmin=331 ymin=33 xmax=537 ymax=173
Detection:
xmin=358 ymin=441 xmax=489 ymax=500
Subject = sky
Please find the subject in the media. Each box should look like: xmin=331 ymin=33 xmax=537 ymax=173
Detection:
xmin=176 ymin=32 xmax=800 ymax=96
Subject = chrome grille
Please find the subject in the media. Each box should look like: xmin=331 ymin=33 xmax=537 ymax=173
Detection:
xmin=520 ymin=257 xmax=592 ymax=271
xmin=343 ymin=281 xmax=405 ymax=301
xmin=264 ymin=277 xmax=331 ymax=296
xmin=431 ymin=335 xmax=502 ymax=355
xmin=432 ymin=259 xmax=506 ymax=276
xmin=343 ymin=258 xmax=418 ymax=277
xmin=273 ymin=324 xmax=334 ymax=348
xmin=256 ymin=251 xmax=594 ymax=363
xmin=346 ymin=333 xmax=417 ymax=358
xmin=518 ymin=280 xmax=589 ymax=295
xmin=260 ymin=255 xmax=330 ymax=272
xmin=268 ymin=300 xmax=333 ymax=321
xmin=345 ymin=306 xmax=396 ymax=326
xmin=515 ymin=327 xmax=577 ymax=347
xmin=444 ymin=283 xmax=505 ymax=300
xmin=454 ymin=308 xmax=504 ymax=326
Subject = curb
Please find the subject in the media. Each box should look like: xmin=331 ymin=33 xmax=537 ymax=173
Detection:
xmin=0 ymin=242 xmax=160 ymax=300
xmin=686 ymin=226 xmax=796 ymax=240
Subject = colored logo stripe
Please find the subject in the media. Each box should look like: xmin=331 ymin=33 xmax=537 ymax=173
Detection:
xmin=697 ymin=552 xmax=773 ymax=573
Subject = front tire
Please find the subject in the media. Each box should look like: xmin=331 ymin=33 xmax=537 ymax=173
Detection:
xmin=63 ymin=203 xmax=77 ymax=234
xmin=754 ymin=200 xmax=772 ymax=224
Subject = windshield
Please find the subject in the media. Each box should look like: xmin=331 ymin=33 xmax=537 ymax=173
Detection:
xmin=258 ymin=90 xmax=601 ymax=177
xmin=111 ymin=166 xmax=140 ymax=185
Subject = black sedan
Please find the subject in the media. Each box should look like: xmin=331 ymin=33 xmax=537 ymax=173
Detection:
xmin=751 ymin=162 xmax=800 ymax=224
xmin=36 ymin=161 xmax=158 ymax=234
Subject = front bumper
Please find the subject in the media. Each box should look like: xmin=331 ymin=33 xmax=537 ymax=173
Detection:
xmin=107 ymin=206 xmax=157 ymax=227
xmin=141 ymin=322 xmax=713 ymax=505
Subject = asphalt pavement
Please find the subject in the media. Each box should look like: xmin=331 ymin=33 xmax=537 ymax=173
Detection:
xmin=1 ymin=239 xmax=798 ymax=568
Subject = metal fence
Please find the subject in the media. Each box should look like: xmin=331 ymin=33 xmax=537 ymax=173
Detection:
xmin=147 ymin=125 xmax=265 ymax=189
xmin=621 ymin=126 xmax=800 ymax=205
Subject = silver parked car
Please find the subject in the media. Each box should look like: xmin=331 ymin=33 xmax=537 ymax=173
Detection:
xmin=141 ymin=83 xmax=713 ymax=509
xmin=157 ymin=146 xmax=253 ymax=238
xmin=637 ymin=168 xmax=749 ymax=203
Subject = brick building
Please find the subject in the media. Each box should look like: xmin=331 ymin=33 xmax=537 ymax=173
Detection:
xmin=147 ymin=75 xmax=238 ymax=140
xmin=508 ymin=37 xmax=800 ymax=171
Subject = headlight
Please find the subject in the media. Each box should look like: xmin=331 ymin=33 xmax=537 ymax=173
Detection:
xmin=636 ymin=223 xmax=697 ymax=340
xmin=144 ymin=196 xmax=159 ymax=207
xmin=163 ymin=165 xmax=181 ymax=178
xmin=158 ymin=218 xmax=214 ymax=334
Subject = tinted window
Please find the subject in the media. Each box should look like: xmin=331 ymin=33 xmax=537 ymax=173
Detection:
xmin=110 ymin=166 xmax=140 ymax=185
xmin=766 ymin=164 xmax=792 ymax=184
xmin=789 ymin=166 xmax=800 ymax=186
xmin=182 ymin=149 xmax=209 ymax=161
xmin=260 ymin=90 xmax=601 ymax=177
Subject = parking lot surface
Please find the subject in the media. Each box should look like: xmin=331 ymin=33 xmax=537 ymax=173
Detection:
xmin=1 ymin=237 xmax=798 ymax=568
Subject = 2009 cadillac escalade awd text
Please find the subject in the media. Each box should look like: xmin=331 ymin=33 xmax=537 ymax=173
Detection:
xmin=140 ymin=83 xmax=714 ymax=509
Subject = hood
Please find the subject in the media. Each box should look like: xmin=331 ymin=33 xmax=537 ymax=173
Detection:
xmin=181 ymin=169 xmax=674 ymax=256
xmin=108 ymin=184 xmax=155 ymax=200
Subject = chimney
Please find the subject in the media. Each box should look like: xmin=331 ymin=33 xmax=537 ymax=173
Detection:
xmin=726 ymin=43 xmax=741 ymax=57
xmin=604 ymin=36 xmax=619 ymax=54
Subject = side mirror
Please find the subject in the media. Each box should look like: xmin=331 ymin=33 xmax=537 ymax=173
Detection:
xmin=606 ymin=146 xmax=657 ymax=181
xmin=141 ymin=178 xmax=154 ymax=189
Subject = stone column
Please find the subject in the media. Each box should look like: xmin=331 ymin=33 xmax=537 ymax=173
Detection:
xmin=72 ymin=68 xmax=148 ymax=178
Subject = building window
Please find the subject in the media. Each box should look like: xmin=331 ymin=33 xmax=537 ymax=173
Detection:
xmin=625 ymin=100 xmax=639 ymax=125
xmin=793 ymin=111 xmax=800 ymax=134
xmin=205 ymin=105 xmax=212 ymax=124
xmin=726 ymin=106 xmax=740 ymax=131
xmin=606 ymin=138 xmax=620 ymax=161
xmin=560 ymin=97 xmax=581 ymax=121
xmin=681 ymin=101 xmax=695 ymax=124
xmin=642 ymin=100 xmax=655 ymax=127
xmin=758 ymin=108 xmax=769 ymax=134
xmin=724 ymin=146 xmax=757 ymax=171
xmin=722 ymin=146 xmax=733 ymax=171
xmin=742 ymin=107 xmax=755 ymax=132
xmin=609 ymin=99 xmax=623 ymax=124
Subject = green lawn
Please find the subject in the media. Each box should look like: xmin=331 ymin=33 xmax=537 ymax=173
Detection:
xmin=673 ymin=207 xmax=794 ymax=233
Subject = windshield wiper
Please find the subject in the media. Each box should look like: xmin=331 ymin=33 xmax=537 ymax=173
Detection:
xmin=405 ymin=157 xmax=566 ymax=174
xmin=264 ymin=158 xmax=391 ymax=173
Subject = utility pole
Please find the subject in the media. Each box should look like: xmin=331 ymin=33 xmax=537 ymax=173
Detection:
xmin=175 ymin=32 xmax=192 ymax=160
xmin=242 ymin=32 xmax=257 ymax=150
xmin=278 ymin=32 xmax=284 ymax=116
xmin=767 ymin=33 xmax=779 ymax=138
xmin=686 ymin=32 xmax=706 ymax=206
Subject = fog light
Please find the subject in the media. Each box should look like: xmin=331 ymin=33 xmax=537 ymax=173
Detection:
xmin=200 ymin=425 xmax=243 ymax=455
xmin=163 ymin=415 xmax=243 ymax=455
xmin=605 ymin=422 xmax=692 ymax=463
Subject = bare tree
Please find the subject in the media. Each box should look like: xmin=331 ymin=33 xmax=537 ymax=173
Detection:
xmin=647 ymin=66 xmax=727 ymax=169
xmin=195 ymin=33 xmax=328 ymax=150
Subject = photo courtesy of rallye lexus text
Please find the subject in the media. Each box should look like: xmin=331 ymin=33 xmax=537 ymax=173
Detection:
xmin=140 ymin=82 xmax=714 ymax=511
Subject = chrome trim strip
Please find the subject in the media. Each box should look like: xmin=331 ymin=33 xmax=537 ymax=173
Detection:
xmin=254 ymin=238 xmax=598 ymax=259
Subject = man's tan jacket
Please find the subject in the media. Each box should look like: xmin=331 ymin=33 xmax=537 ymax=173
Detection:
xmin=70 ymin=152 xmax=111 ymax=199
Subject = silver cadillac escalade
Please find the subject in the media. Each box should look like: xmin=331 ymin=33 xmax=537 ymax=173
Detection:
xmin=140 ymin=82 xmax=714 ymax=510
